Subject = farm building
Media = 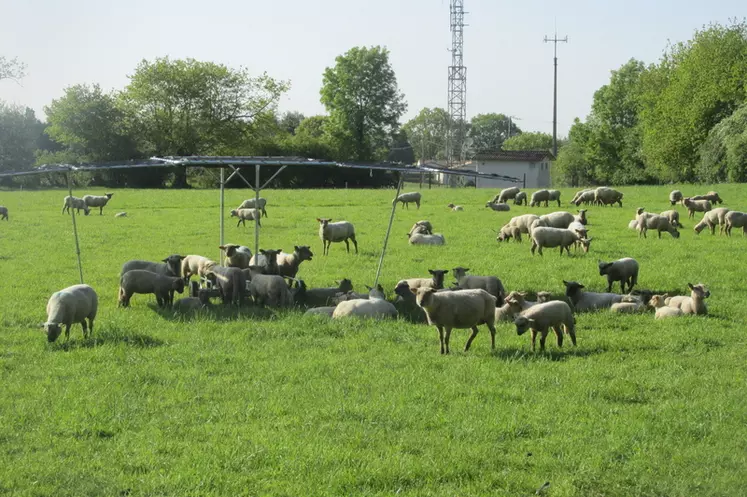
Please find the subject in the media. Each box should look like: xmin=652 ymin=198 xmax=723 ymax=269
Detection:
xmin=438 ymin=150 xmax=554 ymax=188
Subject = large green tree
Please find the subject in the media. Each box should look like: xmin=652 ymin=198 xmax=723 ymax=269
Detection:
xmin=0 ymin=103 xmax=44 ymax=173
xmin=502 ymin=131 xmax=553 ymax=152
xmin=402 ymin=107 xmax=448 ymax=162
xmin=698 ymin=101 xmax=747 ymax=182
xmin=469 ymin=113 xmax=521 ymax=153
xmin=320 ymin=46 xmax=407 ymax=162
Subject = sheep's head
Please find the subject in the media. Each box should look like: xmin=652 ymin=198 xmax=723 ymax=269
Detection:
xmin=229 ymin=210 xmax=238 ymax=217
xmin=598 ymin=260 xmax=613 ymax=276
xmin=563 ymin=280 xmax=585 ymax=297
xmin=172 ymin=278 xmax=185 ymax=294
xmin=513 ymin=315 xmax=534 ymax=336
xmin=670 ymin=229 xmax=681 ymax=239
xmin=536 ymin=291 xmax=552 ymax=303
xmin=687 ymin=283 xmax=710 ymax=299
xmin=394 ymin=281 xmax=412 ymax=298
xmin=365 ymin=284 xmax=386 ymax=299
xmin=44 ymin=322 xmax=63 ymax=343
xmin=295 ymin=245 xmax=314 ymax=261
xmin=414 ymin=287 xmax=437 ymax=308
xmin=636 ymin=207 xmax=645 ymax=215
xmin=336 ymin=278 xmax=353 ymax=292
xmin=693 ymin=221 xmax=707 ymax=234
xmin=316 ymin=218 xmax=331 ymax=227
xmin=162 ymin=255 xmax=185 ymax=276
xmin=105 ymin=193 xmax=114 ymax=199
xmin=496 ymin=226 xmax=512 ymax=242
xmin=220 ymin=244 xmax=239 ymax=257
xmin=451 ymin=266 xmax=469 ymax=280
xmin=579 ymin=238 xmax=593 ymax=253
xmin=427 ymin=269 xmax=449 ymax=289
xmin=648 ymin=294 xmax=668 ymax=309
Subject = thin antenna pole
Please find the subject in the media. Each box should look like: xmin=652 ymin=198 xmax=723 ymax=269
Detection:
xmin=66 ymin=171 xmax=84 ymax=284
xmin=254 ymin=164 xmax=260 ymax=256
xmin=219 ymin=167 xmax=225 ymax=264
xmin=544 ymin=31 xmax=568 ymax=158
xmin=374 ymin=173 xmax=404 ymax=288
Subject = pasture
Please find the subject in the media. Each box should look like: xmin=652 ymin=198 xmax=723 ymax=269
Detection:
xmin=0 ymin=184 xmax=745 ymax=497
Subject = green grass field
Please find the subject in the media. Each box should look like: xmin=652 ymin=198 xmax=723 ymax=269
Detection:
xmin=0 ymin=184 xmax=745 ymax=497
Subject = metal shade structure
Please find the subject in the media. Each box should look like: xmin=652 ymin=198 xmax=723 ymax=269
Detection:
xmin=0 ymin=156 xmax=522 ymax=288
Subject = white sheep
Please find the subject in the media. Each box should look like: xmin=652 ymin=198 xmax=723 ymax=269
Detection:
xmin=637 ymin=214 xmax=680 ymax=239
xmin=508 ymin=214 xmax=541 ymax=235
xmin=598 ymin=258 xmax=639 ymax=293
xmin=659 ymin=209 xmax=683 ymax=228
xmin=669 ymin=190 xmax=683 ymax=205
xmin=548 ymin=189 xmax=561 ymax=207
xmin=610 ymin=301 xmax=646 ymax=313
xmin=220 ymin=244 xmax=252 ymax=269
xmin=332 ymin=286 xmax=397 ymax=320
xmin=275 ymin=245 xmax=314 ymax=278
xmin=0 ymin=206 xmax=7 ymax=220
xmin=42 ymin=284 xmax=98 ymax=342
xmin=447 ymin=203 xmax=464 ymax=211
xmin=451 ymin=267 xmax=506 ymax=304
xmin=570 ymin=189 xmax=595 ymax=206
xmin=494 ymin=186 xmax=521 ymax=204
xmin=530 ymin=189 xmax=550 ymax=207
xmin=574 ymin=209 xmax=588 ymax=225
xmin=665 ymin=283 xmax=710 ymax=315
xmin=82 ymin=193 xmax=114 ymax=215
xmin=513 ymin=191 xmax=527 ymax=205
xmin=393 ymin=191 xmax=422 ymax=209
xmin=682 ymin=197 xmax=711 ymax=219
xmin=563 ymin=280 xmax=623 ymax=311
xmin=537 ymin=211 xmax=575 ymax=229
xmin=594 ymin=187 xmax=624 ymax=207
xmin=180 ymin=255 xmax=218 ymax=282
xmin=513 ymin=301 xmax=576 ymax=352
xmin=245 ymin=266 xmax=294 ymax=307
xmin=648 ymin=294 xmax=684 ymax=319
xmin=397 ymin=269 xmax=449 ymax=292
xmin=237 ymin=197 xmax=268 ymax=217
xmin=530 ymin=226 xmax=592 ymax=256
xmin=628 ymin=219 xmax=639 ymax=230
xmin=409 ymin=232 xmax=446 ymax=245
xmin=248 ymin=249 xmax=283 ymax=275
xmin=690 ymin=191 xmax=723 ymax=205
xmin=497 ymin=291 xmax=552 ymax=322
xmin=724 ymin=211 xmax=747 ymax=236
xmin=230 ymin=208 xmax=262 ymax=227
xmin=62 ymin=196 xmax=90 ymax=216
xmin=119 ymin=269 xmax=186 ymax=307
xmin=414 ymin=287 xmax=497 ymax=354
xmin=317 ymin=218 xmax=358 ymax=255
xmin=408 ymin=220 xmax=433 ymax=236
xmin=496 ymin=223 xmax=522 ymax=243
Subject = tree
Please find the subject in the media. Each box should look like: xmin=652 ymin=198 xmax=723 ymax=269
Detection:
xmin=402 ymin=107 xmax=448 ymax=162
xmin=387 ymin=130 xmax=415 ymax=164
xmin=0 ymin=56 xmax=26 ymax=82
xmin=469 ymin=113 xmax=521 ymax=153
xmin=502 ymin=131 xmax=553 ymax=151
xmin=0 ymin=103 xmax=44 ymax=174
xmin=699 ymin=101 xmax=747 ymax=182
xmin=278 ymin=111 xmax=305 ymax=135
xmin=320 ymin=46 xmax=407 ymax=162
xmin=122 ymin=57 xmax=289 ymax=187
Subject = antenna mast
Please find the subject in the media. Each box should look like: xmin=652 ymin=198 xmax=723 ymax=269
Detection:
xmin=446 ymin=0 xmax=467 ymax=170
xmin=544 ymin=29 xmax=568 ymax=158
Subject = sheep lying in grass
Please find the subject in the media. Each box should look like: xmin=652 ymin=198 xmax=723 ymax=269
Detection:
xmin=563 ymin=280 xmax=623 ymax=311
xmin=115 ymin=212 xmax=127 ymax=218
xmin=485 ymin=201 xmax=511 ymax=211
xmin=665 ymin=283 xmax=710 ymax=315
xmin=62 ymin=196 xmax=90 ymax=215
xmin=408 ymin=220 xmax=433 ymax=236
xmin=409 ymin=232 xmax=446 ymax=245
xmin=82 ymin=193 xmax=114 ymax=215
xmin=570 ymin=189 xmax=595 ymax=206
xmin=393 ymin=191 xmax=422 ymax=209
xmin=119 ymin=270 xmax=185 ymax=307
xmin=610 ymin=301 xmax=646 ymax=313
xmin=447 ymin=203 xmax=464 ymax=211
xmin=42 ymin=284 xmax=98 ymax=343
xmin=494 ymin=186 xmax=521 ymax=204
xmin=305 ymin=306 xmax=336 ymax=317
xmin=0 ymin=206 xmax=8 ymax=220
xmin=496 ymin=223 xmax=522 ymax=243
xmin=204 ymin=266 xmax=247 ymax=306
xmin=724 ymin=211 xmax=747 ymax=236
xmin=530 ymin=189 xmax=550 ymax=207
xmin=669 ymin=190 xmax=683 ymax=206
xmin=317 ymin=218 xmax=358 ymax=255
xmin=275 ymin=245 xmax=314 ymax=278
xmin=452 ymin=267 xmax=506 ymax=305
xmin=245 ymin=266 xmax=294 ymax=307
xmin=637 ymin=214 xmax=680 ymax=239
xmin=691 ymin=191 xmax=723 ymax=205
xmin=598 ymin=258 xmax=639 ymax=293
xmin=301 ymin=279 xmax=354 ymax=307
xmin=237 ymin=197 xmax=268 ymax=217
xmin=332 ymin=286 xmax=397 ymax=320
xmin=514 ymin=191 xmax=527 ymax=205
xmin=648 ymin=294 xmax=683 ymax=319
xmin=530 ymin=226 xmax=592 ymax=256
xmin=230 ymin=208 xmax=262 ymax=227
xmin=594 ymin=187 xmax=624 ymax=207
xmin=397 ymin=269 xmax=449 ymax=292
xmin=513 ymin=301 xmax=576 ymax=352
xmin=393 ymin=281 xmax=427 ymax=323
xmin=414 ymin=287 xmax=497 ymax=354
xmin=682 ymin=198 xmax=711 ymax=219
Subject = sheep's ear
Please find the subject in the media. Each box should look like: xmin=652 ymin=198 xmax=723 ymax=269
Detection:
xmin=219 ymin=245 xmax=226 ymax=250
xmin=276 ymin=249 xmax=283 ymax=253
xmin=563 ymin=280 xmax=570 ymax=286
xmin=687 ymin=283 xmax=694 ymax=290
xmin=294 ymin=245 xmax=299 ymax=251
xmin=662 ymin=293 xmax=670 ymax=298
xmin=365 ymin=285 xmax=373 ymax=290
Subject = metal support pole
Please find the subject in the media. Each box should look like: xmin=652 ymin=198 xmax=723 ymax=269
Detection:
xmin=66 ymin=171 xmax=84 ymax=284
xmin=373 ymin=173 xmax=404 ymax=288
xmin=219 ymin=167 xmax=225 ymax=265
xmin=523 ymin=173 xmax=526 ymax=189
xmin=254 ymin=164 xmax=260 ymax=256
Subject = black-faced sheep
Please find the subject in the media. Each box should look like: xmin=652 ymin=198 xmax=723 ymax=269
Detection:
xmin=598 ymin=258 xmax=639 ymax=293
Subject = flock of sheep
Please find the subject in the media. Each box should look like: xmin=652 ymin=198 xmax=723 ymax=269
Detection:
xmin=38 ymin=185 xmax=742 ymax=353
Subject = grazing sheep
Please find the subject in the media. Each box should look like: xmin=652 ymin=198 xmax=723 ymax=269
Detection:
xmin=537 ymin=211 xmax=575 ymax=229
xmin=221 ymin=244 xmax=252 ymax=269
xmin=610 ymin=301 xmax=646 ymax=313
xmin=699 ymin=207 xmax=731 ymax=235
xmin=494 ymin=187 xmax=521 ymax=204
xmin=62 ymin=196 xmax=90 ymax=216
xmin=594 ymin=187 xmax=624 ymax=207
xmin=514 ymin=191 xmax=528 ymax=205
xmin=530 ymin=226 xmax=592 ymax=256
xmin=508 ymin=214 xmax=541 ymax=235
xmin=496 ymin=223 xmax=522 ymax=243
xmin=393 ymin=281 xmax=427 ymax=323
xmin=317 ymin=218 xmax=358 ymax=255
xmin=570 ymin=189 xmax=595 ymax=206
xmin=393 ymin=191 xmax=422 ymax=209
xmin=180 ymin=255 xmax=218 ymax=282
xmin=42 ymin=284 xmax=98 ymax=343
xmin=203 ymin=266 xmax=247 ymax=306
xmin=682 ymin=198 xmax=711 ymax=219
xmin=408 ymin=220 xmax=433 ymax=236
xmin=724 ymin=211 xmax=747 ymax=236
xmin=230 ymin=208 xmax=262 ymax=227
xmin=567 ymin=221 xmax=590 ymax=251
xmin=82 ymin=193 xmax=114 ymax=215
xmin=0 ymin=206 xmax=7 ymax=220
xmin=245 ymin=266 xmax=294 ymax=307
xmin=451 ymin=267 xmax=506 ymax=305
xmin=409 ymin=232 xmax=446 ymax=245
xmin=574 ymin=209 xmax=588 ymax=225
xmin=447 ymin=203 xmax=464 ymax=211
xmin=637 ymin=214 xmax=680 ymax=239
xmin=397 ymin=269 xmax=449 ymax=292
xmin=693 ymin=218 xmax=709 ymax=235
xmin=247 ymin=248 xmax=283 ymax=275
xmin=530 ymin=189 xmax=550 ymax=207
xmin=301 ymin=279 xmax=354 ymax=308
xmin=114 ymin=212 xmax=127 ymax=218
xmin=119 ymin=269 xmax=185 ymax=307
xmin=332 ymin=286 xmax=397 ymax=320
xmin=547 ymin=189 xmax=561 ymax=207
xmin=660 ymin=209 xmax=683 ymax=228
xmin=598 ymin=258 xmax=639 ymax=293
xmin=275 ymin=245 xmax=314 ymax=278
xmin=691 ymin=191 xmax=723 ymax=205
xmin=237 ymin=197 xmax=268 ymax=217
xmin=513 ymin=301 xmax=576 ymax=352
xmin=665 ymin=283 xmax=710 ymax=315
xmin=414 ymin=287 xmax=497 ymax=354
xmin=648 ymin=294 xmax=684 ymax=319
xmin=669 ymin=190 xmax=683 ymax=206
xmin=485 ymin=201 xmax=511 ymax=211
xmin=563 ymin=280 xmax=624 ymax=311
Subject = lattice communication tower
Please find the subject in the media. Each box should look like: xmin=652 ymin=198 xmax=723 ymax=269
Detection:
xmin=446 ymin=0 xmax=467 ymax=167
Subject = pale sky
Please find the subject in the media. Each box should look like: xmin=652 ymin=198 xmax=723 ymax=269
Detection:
xmin=1 ymin=0 xmax=742 ymax=136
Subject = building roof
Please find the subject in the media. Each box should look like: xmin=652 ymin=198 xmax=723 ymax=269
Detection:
xmin=471 ymin=150 xmax=554 ymax=162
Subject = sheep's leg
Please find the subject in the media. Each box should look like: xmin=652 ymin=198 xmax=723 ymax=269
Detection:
xmin=539 ymin=330 xmax=548 ymax=351
xmin=236 ymin=219 xmax=242 ymax=227
xmin=530 ymin=330 xmax=537 ymax=351
xmin=99 ymin=206 xmax=103 ymax=215
xmin=537 ymin=245 xmax=543 ymax=256
xmin=65 ymin=324 xmax=71 ymax=341
xmin=257 ymin=218 xmax=261 ymax=227
xmin=530 ymin=241 xmax=537 ymax=255
xmin=463 ymin=326 xmax=480 ymax=352
xmin=80 ymin=320 xmax=88 ymax=339
xmin=88 ymin=318 xmax=94 ymax=338
xmin=436 ymin=325 xmax=445 ymax=354
xmin=444 ymin=327 xmax=452 ymax=354
xmin=567 ymin=325 xmax=577 ymax=346
xmin=416 ymin=201 xmax=420 ymax=209
xmin=351 ymin=235 xmax=358 ymax=254
xmin=553 ymin=326 xmax=563 ymax=348
xmin=606 ymin=279 xmax=613 ymax=293
xmin=486 ymin=323 xmax=496 ymax=350
xmin=657 ymin=230 xmax=662 ymax=239
xmin=344 ymin=239 xmax=350 ymax=253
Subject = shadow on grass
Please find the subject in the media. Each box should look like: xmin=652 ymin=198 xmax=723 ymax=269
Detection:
xmin=147 ymin=302 xmax=279 ymax=322
xmin=50 ymin=327 xmax=164 ymax=351
xmin=491 ymin=344 xmax=608 ymax=362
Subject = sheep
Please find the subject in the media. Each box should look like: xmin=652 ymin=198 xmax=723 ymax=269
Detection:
xmin=414 ymin=287 xmax=497 ymax=354
xmin=82 ymin=193 xmax=114 ymax=215
xmin=659 ymin=209 xmax=683 ymax=229
xmin=173 ymin=297 xmax=209 ymax=314
xmin=682 ymin=197 xmax=711 ymax=219
xmin=180 ymin=255 xmax=218 ymax=282
xmin=529 ymin=189 xmax=550 ymax=207
xmin=42 ymin=284 xmax=98 ymax=343
xmin=114 ymin=212 xmax=127 ymax=218
xmin=648 ymin=294 xmax=684 ymax=319
xmin=513 ymin=301 xmax=576 ymax=352
xmin=724 ymin=211 xmax=747 ymax=236
xmin=637 ymin=214 xmax=680 ymax=239
xmin=485 ymin=201 xmax=511 ymax=211
xmin=563 ymin=280 xmax=624 ymax=311
xmin=567 ymin=221 xmax=590 ymax=251
xmin=305 ymin=306 xmax=336 ymax=317
xmin=570 ymin=189 xmax=595 ymax=206
xmin=513 ymin=191 xmax=527 ymax=205
xmin=537 ymin=211 xmax=575 ymax=229
xmin=203 ymin=266 xmax=247 ymax=306
xmin=220 ymin=244 xmax=252 ymax=269
xmin=594 ymin=187 xmax=624 ymax=207
xmin=610 ymin=301 xmax=646 ymax=313
xmin=628 ymin=219 xmax=639 ymax=230
xmin=508 ymin=214 xmax=541 ymax=235
xmin=547 ymin=189 xmax=561 ymax=207
xmin=62 ymin=196 xmax=90 ymax=216
xmin=244 ymin=266 xmax=294 ymax=307
xmin=275 ymin=245 xmax=314 ymax=278
xmin=497 ymin=291 xmax=552 ymax=322
xmin=691 ymin=191 xmax=723 ymax=205
xmin=317 ymin=218 xmax=358 ymax=255
xmin=530 ymin=227 xmax=592 ymax=256
xmin=692 ymin=208 xmax=730 ymax=235
xmin=408 ymin=220 xmax=433 ymax=236
xmin=0 ymin=206 xmax=8 ymax=220
xmin=393 ymin=281 xmax=428 ymax=323
xmin=496 ymin=223 xmax=522 ymax=243
xmin=121 ymin=255 xmax=185 ymax=301
xmin=574 ymin=209 xmax=588 ymax=225
xmin=451 ymin=267 xmax=506 ymax=305
xmin=247 ymin=249 xmax=283 ymax=275
xmin=230 ymin=208 xmax=262 ymax=227
xmin=669 ymin=190 xmax=683 ymax=206
xmin=393 ymin=191 xmax=422 ymax=209
xmin=598 ymin=258 xmax=639 ymax=293
xmin=409 ymin=232 xmax=446 ymax=245
xmin=301 ymin=279 xmax=354 ymax=308
xmin=397 ymin=269 xmax=449 ymax=292
xmin=332 ymin=286 xmax=397 ymax=320
xmin=447 ymin=203 xmax=464 ymax=211
xmin=494 ymin=186 xmax=521 ymax=204
xmin=119 ymin=269 xmax=185 ymax=307
xmin=665 ymin=283 xmax=710 ymax=315
xmin=237 ymin=197 xmax=268 ymax=217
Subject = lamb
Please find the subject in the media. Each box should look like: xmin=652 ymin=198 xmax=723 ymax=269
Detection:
xmin=409 ymin=233 xmax=446 ymax=245
xmin=275 ymin=245 xmax=314 ymax=278
xmin=537 ymin=211 xmax=575 ymax=229
xmin=447 ymin=203 xmax=464 ymax=211
xmin=220 ymin=244 xmax=253 ymax=269
xmin=570 ymin=189 xmax=595 ymax=206
xmin=496 ymin=223 xmax=522 ymax=243
xmin=547 ymin=189 xmax=562 ymax=207
xmin=563 ymin=280 xmax=624 ymax=311
xmin=669 ymin=190 xmax=683 ymax=206
xmin=530 ymin=189 xmax=550 ymax=207
xmin=203 ymin=266 xmax=247 ymax=306
xmin=598 ymin=258 xmax=639 ymax=293
xmin=513 ymin=191 xmax=528 ymax=205
xmin=513 ymin=301 xmax=576 ymax=352
xmin=301 ymin=279 xmax=354 ymax=307
xmin=408 ymin=220 xmax=433 ymax=236
xmin=42 ymin=284 xmax=98 ymax=343
xmin=393 ymin=281 xmax=427 ymax=323
xmin=682 ymin=198 xmax=712 ymax=219
xmin=628 ymin=219 xmax=639 ymax=230
xmin=451 ymin=267 xmax=506 ymax=305
xmin=665 ymin=283 xmax=710 ymax=315
xmin=121 ymin=255 xmax=185 ymax=301
xmin=244 ymin=266 xmax=294 ymax=307
xmin=530 ymin=226 xmax=592 ymax=256
xmin=393 ymin=191 xmax=422 ymax=209
xmin=237 ymin=197 xmax=268 ymax=217
xmin=119 ymin=269 xmax=185 ymax=307
xmin=332 ymin=286 xmax=397 ymax=320
xmin=594 ymin=187 xmax=624 ymax=207
xmin=497 ymin=291 xmax=552 ymax=322
xmin=82 ymin=193 xmax=114 ymax=215
xmin=305 ymin=306 xmax=336 ymax=317
xmin=648 ymin=294 xmax=684 ymax=319
xmin=724 ymin=211 xmax=747 ymax=236
xmin=0 ymin=206 xmax=8 ymax=220
xmin=396 ymin=269 xmax=449 ymax=292
xmin=230 ymin=208 xmax=262 ymax=227
xmin=414 ymin=287 xmax=497 ymax=354
xmin=180 ymin=255 xmax=218 ymax=282
xmin=610 ymin=301 xmax=646 ymax=313
xmin=508 ymin=214 xmax=541 ymax=235
xmin=693 ymin=208 xmax=730 ymax=235
xmin=485 ymin=201 xmax=511 ymax=211
xmin=637 ymin=214 xmax=680 ymax=239
xmin=659 ymin=209 xmax=683 ymax=228
xmin=574 ymin=209 xmax=588 ymax=225
xmin=691 ymin=191 xmax=723 ymax=205
xmin=494 ymin=186 xmax=521 ymax=204
xmin=248 ymin=249 xmax=283 ymax=275
xmin=317 ymin=218 xmax=358 ymax=255
xmin=62 ymin=196 xmax=90 ymax=216
xmin=173 ymin=296 xmax=209 ymax=314
xmin=114 ymin=212 xmax=127 ymax=218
